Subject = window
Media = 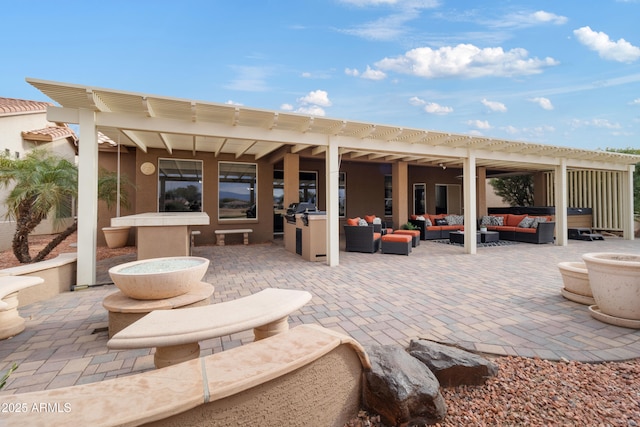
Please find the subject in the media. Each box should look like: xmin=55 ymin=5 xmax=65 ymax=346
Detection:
xmin=219 ymin=162 xmax=257 ymax=220
xmin=299 ymin=171 xmax=317 ymax=204
xmin=339 ymin=172 xmax=346 ymax=218
xmin=158 ymin=159 xmax=202 ymax=212
xmin=413 ymin=183 xmax=426 ymax=215
xmin=384 ymin=175 xmax=392 ymax=216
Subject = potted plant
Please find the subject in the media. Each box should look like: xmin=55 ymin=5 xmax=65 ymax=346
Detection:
xmin=99 ymin=168 xmax=134 ymax=248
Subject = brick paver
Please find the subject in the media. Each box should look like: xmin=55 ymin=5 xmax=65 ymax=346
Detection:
xmin=1 ymin=236 xmax=639 ymax=395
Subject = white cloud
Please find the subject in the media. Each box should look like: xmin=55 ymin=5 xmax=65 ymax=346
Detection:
xmin=409 ymin=96 xmax=426 ymax=106
xmin=375 ymin=44 xmax=558 ymax=78
xmin=570 ymin=118 xmax=621 ymax=129
xmin=630 ymin=98 xmax=640 ymax=105
xmin=424 ymin=102 xmax=453 ymax=115
xmin=361 ymin=66 xmax=387 ymax=80
xmin=297 ymin=90 xmax=332 ymax=107
xmin=346 ymin=66 xmax=387 ymax=80
xmin=530 ymin=97 xmax=554 ymax=110
xmin=225 ymin=100 xmax=243 ymax=106
xmin=296 ymin=105 xmax=327 ymax=116
xmin=409 ymin=96 xmax=452 ymax=114
xmin=337 ymin=0 xmax=439 ymax=41
xmin=345 ymin=68 xmax=360 ymax=77
xmin=573 ymin=26 xmax=640 ymax=63
xmin=531 ymin=10 xmax=568 ymax=24
xmin=481 ymin=98 xmax=507 ymax=112
xmin=502 ymin=125 xmax=520 ymax=135
xmin=467 ymin=119 xmax=491 ymax=129
xmin=496 ymin=10 xmax=568 ymax=28
xmin=301 ymin=72 xmax=312 ymax=78
xmin=285 ymin=90 xmax=332 ymax=116
xmin=225 ymin=66 xmax=270 ymax=91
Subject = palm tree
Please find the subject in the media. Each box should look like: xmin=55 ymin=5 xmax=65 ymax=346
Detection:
xmin=0 ymin=150 xmax=78 ymax=263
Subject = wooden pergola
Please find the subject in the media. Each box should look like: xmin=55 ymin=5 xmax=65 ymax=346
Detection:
xmin=27 ymin=78 xmax=639 ymax=287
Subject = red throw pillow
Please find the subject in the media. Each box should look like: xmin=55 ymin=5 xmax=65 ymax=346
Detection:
xmin=347 ymin=217 xmax=360 ymax=226
xmin=364 ymin=215 xmax=376 ymax=224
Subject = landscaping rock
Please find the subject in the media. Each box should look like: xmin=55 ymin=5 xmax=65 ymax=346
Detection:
xmin=362 ymin=345 xmax=447 ymax=426
xmin=408 ymin=339 xmax=498 ymax=387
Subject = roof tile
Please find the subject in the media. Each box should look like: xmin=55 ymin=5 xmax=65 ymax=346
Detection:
xmin=0 ymin=97 xmax=53 ymax=115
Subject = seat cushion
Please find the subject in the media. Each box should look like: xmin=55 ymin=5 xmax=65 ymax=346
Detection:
xmin=382 ymin=234 xmax=412 ymax=243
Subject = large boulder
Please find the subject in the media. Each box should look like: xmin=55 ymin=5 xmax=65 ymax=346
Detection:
xmin=408 ymin=339 xmax=498 ymax=387
xmin=363 ymin=345 xmax=447 ymax=426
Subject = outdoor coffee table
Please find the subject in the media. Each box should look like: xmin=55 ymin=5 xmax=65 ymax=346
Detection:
xmin=449 ymin=231 xmax=499 ymax=244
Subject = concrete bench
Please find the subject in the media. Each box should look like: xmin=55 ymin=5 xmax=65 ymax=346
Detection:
xmin=0 ymin=275 xmax=45 ymax=339
xmin=108 ymin=287 xmax=312 ymax=368
xmin=214 ymin=228 xmax=253 ymax=246
xmin=2 ymin=324 xmax=371 ymax=427
xmin=0 ymin=252 xmax=77 ymax=306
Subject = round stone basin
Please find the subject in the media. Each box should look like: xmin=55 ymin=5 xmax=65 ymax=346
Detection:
xmin=582 ymin=252 xmax=640 ymax=321
xmin=109 ymin=256 xmax=210 ymax=300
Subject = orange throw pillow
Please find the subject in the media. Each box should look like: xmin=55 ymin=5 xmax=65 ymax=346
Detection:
xmin=347 ymin=217 xmax=360 ymax=226
xmin=364 ymin=215 xmax=376 ymax=224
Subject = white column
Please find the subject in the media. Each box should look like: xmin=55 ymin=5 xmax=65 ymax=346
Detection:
xmin=554 ymin=160 xmax=568 ymax=246
xmin=623 ymin=164 xmax=636 ymax=240
xmin=326 ymin=137 xmax=340 ymax=266
xmin=77 ymin=109 xmax=99 ymax=286
xmin=463 ymin=152 xmax=477 ymax=254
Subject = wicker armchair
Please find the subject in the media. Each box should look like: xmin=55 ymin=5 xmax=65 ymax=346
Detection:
xmin=343 ymin=225 xmax=382 ymax=253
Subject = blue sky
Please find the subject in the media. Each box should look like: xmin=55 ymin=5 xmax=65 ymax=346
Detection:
xmin=3 ymin=0 xmax=640 ymax=151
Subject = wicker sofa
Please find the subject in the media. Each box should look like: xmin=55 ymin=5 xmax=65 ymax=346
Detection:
xmin=480 ymin=214 xmax=555 ymax=244
xmin=409 ymin=214 xmax=465 ymax=240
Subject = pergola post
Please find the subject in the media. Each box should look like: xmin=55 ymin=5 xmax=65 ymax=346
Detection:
xmin=623 ymin=164 xmax=636 ymax=240
xmin=392 ymin=161 xmax=408 ymax=230
xmin=463 ymin=153 xmax=477 ymax=254
xmin=77 ymin=108 xmax=99 ymax=286
xmin=554 ymin=160 xmax=568 ymax=246
xmin=326 ymin=137 xmax=340 ymax=266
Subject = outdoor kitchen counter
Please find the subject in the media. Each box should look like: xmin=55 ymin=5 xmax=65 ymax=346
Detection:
xmin=111 ymin=212 xmax=210 ymax=260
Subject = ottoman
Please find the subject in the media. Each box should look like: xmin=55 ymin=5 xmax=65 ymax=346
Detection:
xmin=381 ymin=234 xmax=412 ymax=255
xmin=393 ymin=229 xmax=420 ymax=247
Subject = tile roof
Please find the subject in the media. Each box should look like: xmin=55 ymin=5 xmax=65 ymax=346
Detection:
xmin=0 ymin=97 xmax=53 ymax=115
xmin=21 ymin=125 xmax=78 ymax=143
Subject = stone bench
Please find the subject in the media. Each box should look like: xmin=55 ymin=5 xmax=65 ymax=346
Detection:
xmin=0 ymin=252 xmax=77 ymax=307
xmin=1 ymin=324 xmax=371 ymax=427
xmin=102 ymin=282 xmax=215 ymax=337
xmin=214 ymin=228 xmax=253 ymax=246
xmin=108 ymin=288 xmax=312 ymax=368
xmin=0 ymin=275 xmax=45 ymax=339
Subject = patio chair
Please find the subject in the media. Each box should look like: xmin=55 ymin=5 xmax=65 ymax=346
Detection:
xmin=343 ymin=225 xmax=381 ymax=253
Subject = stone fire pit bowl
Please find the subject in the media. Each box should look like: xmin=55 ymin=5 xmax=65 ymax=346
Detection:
xmin=109 ymin=256 xmax=210 ymax=300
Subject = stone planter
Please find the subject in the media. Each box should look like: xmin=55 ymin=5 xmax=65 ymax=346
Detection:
xmin=558 ymin=261 xmax=594 ymax=305
xmin=582 ymin=252 xmax=640 ymax=328
xmin=103 ymin=226 xmax=131 ymax=249
xmin=109 ymin=256 xmax=209 ymax=300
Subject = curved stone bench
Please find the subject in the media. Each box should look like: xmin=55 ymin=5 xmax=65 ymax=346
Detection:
xmin=0 ymin=275 xmax=45 ymax=339
xmin=108 ymin=288 xmax=312 ymax=368
xmin=0 ymin=252 xmax=77 ymax=307
xmin=3 ymin=324 xmax=371 ymax=427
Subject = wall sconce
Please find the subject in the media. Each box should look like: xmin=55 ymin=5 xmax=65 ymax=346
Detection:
xmin=439 ymin=163 xmax=446 ymax=170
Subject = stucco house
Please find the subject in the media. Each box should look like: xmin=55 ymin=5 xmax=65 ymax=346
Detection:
xmin=0 ymin=97 xmax=78 ymax=251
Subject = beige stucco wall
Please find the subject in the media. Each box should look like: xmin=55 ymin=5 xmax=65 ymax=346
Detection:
xmin=0 ymin=110 xmax=77 ymax=251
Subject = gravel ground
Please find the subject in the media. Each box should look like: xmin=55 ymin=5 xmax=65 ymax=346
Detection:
xmin=3 ymin=234 xmax=639 ymax=426
xmin=347 ymin=356 xmax=640 ymax=426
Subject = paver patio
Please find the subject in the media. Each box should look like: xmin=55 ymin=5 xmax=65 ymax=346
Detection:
xmin=1 ymin=236 xmax=639 ymax=395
